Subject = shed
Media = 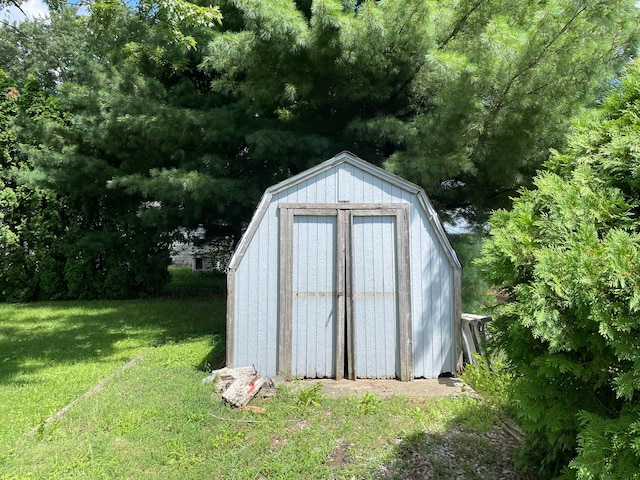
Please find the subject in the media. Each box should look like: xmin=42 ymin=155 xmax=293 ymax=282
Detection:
xmin=227 ymin=151 xmax=461 ymax=381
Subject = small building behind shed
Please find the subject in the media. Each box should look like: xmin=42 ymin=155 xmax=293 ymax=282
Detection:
xmin=227 ymin=151 xmax=461 ymax=380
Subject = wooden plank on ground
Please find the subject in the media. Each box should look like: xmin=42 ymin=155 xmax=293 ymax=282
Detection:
xmin=461 ymin=313 xmax=492 ymax=324
xmin=222 ymin=371 xmax=266 ymax=407
xmin=31 ymin=352 xmax=146 ymax=435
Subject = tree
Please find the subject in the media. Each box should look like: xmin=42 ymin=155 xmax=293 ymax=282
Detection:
xmin=3 ymin=0 xmax=639 ymax=300
xmin=16 ymin=0 xmax=640 ymax=230
xmin=199 ymin=0 xmax=639 ymax=224
xmin=0 ymin=7 xmax=90 ymax=91
xmin=0 ymin=1 xmax=224 ymax=299
xmin=478 ymin=61 xmax=640 ymax=479
xmin=0 ymin=71 xmax=71 ymax=301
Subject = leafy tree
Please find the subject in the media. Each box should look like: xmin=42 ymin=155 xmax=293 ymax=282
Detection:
xmin=0 ymin=71 xmax=70 ymax=301
xmin=478 ymin=61 xmax=640 ymax=479
xmin=0 ymin=7 xmax=90 ymax=92
xmin=3 ymin=0 xmax=639 ymax=300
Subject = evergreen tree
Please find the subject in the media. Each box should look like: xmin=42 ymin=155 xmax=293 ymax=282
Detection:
xmin=478 ymin=61 xmax=640 ymax=479
xmin=200 ymin=0 xmax=639 ymax=224
xmin=3 ymin=0 xmax=639 ymax=300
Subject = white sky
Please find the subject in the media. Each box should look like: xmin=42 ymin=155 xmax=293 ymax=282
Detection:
xmin=1 ymin=0 xmax=50 ymax=22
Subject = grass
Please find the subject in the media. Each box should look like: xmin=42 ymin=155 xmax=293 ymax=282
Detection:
xmin=0 ymin=269 xmax=525 ymax=479
xmin=162 ymin=266 xmax=226 ymax=297
xmin=0 ymin=268 xmax=226 ymax=448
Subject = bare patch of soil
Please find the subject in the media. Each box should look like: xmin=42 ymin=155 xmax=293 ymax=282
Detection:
xmin=306 ymin=377 xmax=468 ymax=398
xmin=376 ymin=426 xmax=526 ymax=480
xmin=327 ymin=438 xmax=353 ymax=468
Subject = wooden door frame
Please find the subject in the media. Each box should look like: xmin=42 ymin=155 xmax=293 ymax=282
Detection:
xmin=278 ymin=203 xmax=412 ymax=381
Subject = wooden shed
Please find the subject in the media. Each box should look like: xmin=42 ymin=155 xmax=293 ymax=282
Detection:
xmin=227 ymin=151 xmax=461 ymax=381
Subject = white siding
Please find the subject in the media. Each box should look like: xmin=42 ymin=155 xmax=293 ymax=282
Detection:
xmin=352 ymin=215 xmax=398 ymax=378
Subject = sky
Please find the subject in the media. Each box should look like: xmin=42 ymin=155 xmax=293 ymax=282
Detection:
xmin=1 ymin=0 xmax=50 ymax=22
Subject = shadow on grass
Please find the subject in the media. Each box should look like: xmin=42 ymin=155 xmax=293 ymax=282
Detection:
xmin=162 ymin=267 xmax=227 ymax=298
xmin=0 ymin=297 xmax=226 ymax=384
xmin=374 ymin=399 xmax=530 ymax=480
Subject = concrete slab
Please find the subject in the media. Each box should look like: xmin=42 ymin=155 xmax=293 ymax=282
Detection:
xmin=303 ymin=377 xmax=469 ymax=399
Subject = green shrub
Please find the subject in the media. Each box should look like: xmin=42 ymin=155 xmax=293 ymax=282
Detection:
xmin=477 ymin=61 xmax=640 ymax=479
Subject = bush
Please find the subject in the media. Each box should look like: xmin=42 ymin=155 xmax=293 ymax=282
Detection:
xmin=477 ymin=61 xmax=640 ymax=479
xmin=462 ymin=353 xmax=511 ymax=408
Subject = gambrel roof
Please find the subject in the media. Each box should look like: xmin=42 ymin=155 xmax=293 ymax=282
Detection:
xmin=228 ymin=151 xmax=460 ymax=271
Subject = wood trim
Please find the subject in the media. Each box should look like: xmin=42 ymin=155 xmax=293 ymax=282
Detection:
xmin=278 ymin=207 xmax=294 ymax=379
xmin=226 ymin=270 xmax=236 ymax=369
xmin=346 ymin=206 xmax=411 ymax=381
xmin=396 ymin=205 xmax=413 ymax=381
xmin=350 ymin=208 xmax=401 ymax=217
xmin=278 ymin=206 xmax=340 ymax=379
xmin=336 ymin=210 xmax=348 ymax=380
xmin=453 ymin=268 xmax=463 ymax=374
xmin=344 ymin=210 xmax=355 ymax=380
xmin=279 ymin=203 xmax=406 ymax=211
xmin=293 ymin=208 xmax=339 ymax=216
xmin=228 ymin=194 xmax=273 ymax=271
xmin=279 ymin=203 xmax=414 ymax=381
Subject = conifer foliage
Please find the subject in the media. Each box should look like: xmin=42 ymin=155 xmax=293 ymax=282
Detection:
xmin=478 ymin=62 xmax=640 ymax=479
xmin=203 ymin=0 xmax=639 ymax=223
xmin=1 ymin=0 xmax=639 ymax=300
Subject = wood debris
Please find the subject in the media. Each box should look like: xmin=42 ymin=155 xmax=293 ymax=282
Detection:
xmin=204 ymin=366 xmax=266 ymax=407
xmin=460 ymin=313 xmax=491 ymax=366
xmin=238 ymin=405 xmax=267 ymax=414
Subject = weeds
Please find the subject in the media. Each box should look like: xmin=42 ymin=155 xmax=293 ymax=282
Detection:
xmin=353 ymin=391 xmax=382 ymax=415
xmin=462 ymin=352 xmax=511 ymax=408
xmin=295 ymin=382 xmax=323 ymax=408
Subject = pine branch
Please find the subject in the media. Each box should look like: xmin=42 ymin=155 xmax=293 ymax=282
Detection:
xmin=437 ymin=0 xmax=484 ymax=50
xmin=7 ymin=0 xmax=26 ymax=17
xmin=500 ymin=4 xmax=588 ymax=99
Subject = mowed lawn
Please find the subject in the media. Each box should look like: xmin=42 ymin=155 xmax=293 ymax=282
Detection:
xmin=0 ymin=271 xmax=525 ymax=479
xmin=0 ymin=296 xmax=225 ymax=442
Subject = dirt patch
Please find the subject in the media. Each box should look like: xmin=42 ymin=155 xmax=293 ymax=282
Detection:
xmin=376 ymin=426 xmax=525 ymax=479
xmin=304 ymin=377 xmax=469 ymax=399
xmin=327 ymin=438 xmax=353 ymax=468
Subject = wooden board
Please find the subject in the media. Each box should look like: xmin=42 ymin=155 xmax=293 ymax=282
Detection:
xmin=221 ymin=370 xmax=266 ymax=407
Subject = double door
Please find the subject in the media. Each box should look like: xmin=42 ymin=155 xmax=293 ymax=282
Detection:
xmin=278 ymin=204 xmax=412 ymax=381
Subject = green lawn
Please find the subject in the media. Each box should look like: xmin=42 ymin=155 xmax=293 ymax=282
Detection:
xmin=0 ymin=271 xmax=526 ymax=479
xmin=0 ymin=297 xmax=225 ymax=446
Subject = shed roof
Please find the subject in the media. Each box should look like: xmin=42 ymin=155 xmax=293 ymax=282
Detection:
xmin=228 ymin=151 xmax=461 ymax=271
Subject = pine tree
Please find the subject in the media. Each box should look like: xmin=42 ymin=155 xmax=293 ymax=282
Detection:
xmin=202 ymin=0 xmax=640 ymax=224
xmin=3 ymin=1 xmax=639 ymax=299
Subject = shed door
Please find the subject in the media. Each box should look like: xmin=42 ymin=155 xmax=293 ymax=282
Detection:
xmin=351 ymin=215 xmax=399 ymax=378
xmin=291 ymin=215 xmax=337 ymax=378
xmin=279 ymin=204 xmax=412 ymax=381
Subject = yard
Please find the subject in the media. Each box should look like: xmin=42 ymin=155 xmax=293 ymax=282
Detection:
xmin=0 ymin=270 xmax=527 ymax=479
